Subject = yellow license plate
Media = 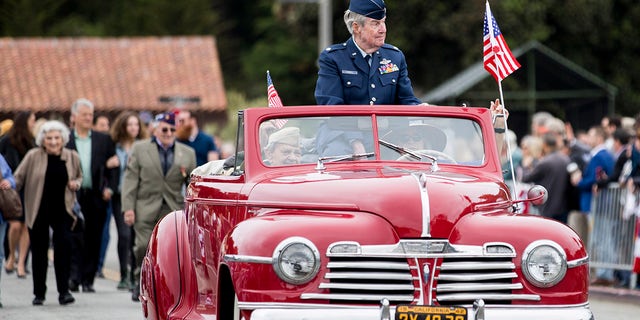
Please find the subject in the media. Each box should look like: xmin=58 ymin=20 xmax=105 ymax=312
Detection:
xmin=395 ymin=305 xmax=467 ymax=320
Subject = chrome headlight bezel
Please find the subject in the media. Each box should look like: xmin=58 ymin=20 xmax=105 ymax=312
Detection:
xmin=272 ymin=237 xmax=321 ymax=285
xmin=521 ymin=240 xmax=567 ymax=288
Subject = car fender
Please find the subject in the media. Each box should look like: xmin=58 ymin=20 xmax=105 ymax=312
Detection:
xmin=221 ymin=210 xmax=400 ymax=302
xmin=141 ymin=210 xmax=195 ymax=320
xmin=449 ymin=212 xmax=589 ymax=304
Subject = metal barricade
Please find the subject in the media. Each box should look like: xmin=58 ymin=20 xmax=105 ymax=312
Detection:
xmin=589 ymin=183 xmax=638 ymax=288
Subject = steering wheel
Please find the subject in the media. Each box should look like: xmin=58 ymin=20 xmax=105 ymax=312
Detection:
xmin=397 ymin=149 xmax=457 ymax=164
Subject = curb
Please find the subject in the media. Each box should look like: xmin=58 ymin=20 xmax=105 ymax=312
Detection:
xmin=589 ymin=285 xmax=640 ymax=302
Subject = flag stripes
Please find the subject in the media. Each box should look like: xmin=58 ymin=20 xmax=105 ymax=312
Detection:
xmin=483 ymin=1 xmax=520 ymax=82
xmin=266 ymin=71 xmax=287 ymax=129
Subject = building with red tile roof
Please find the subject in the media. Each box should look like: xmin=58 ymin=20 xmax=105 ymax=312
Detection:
xmin=0 ymin=36 xmax=226 ymax=119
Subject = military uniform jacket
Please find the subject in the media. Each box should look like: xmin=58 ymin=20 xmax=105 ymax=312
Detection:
xmin=122 ymin=139 xmax=196 ymax=219
xmin=315 ymin=37 xmax=421 ymax=106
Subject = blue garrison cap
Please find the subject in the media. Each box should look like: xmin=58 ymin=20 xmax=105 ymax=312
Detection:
xmin=155 ymin=112 xmax=176 ymax=126
xmin=349 ymin=0 xmax=386 ymax=20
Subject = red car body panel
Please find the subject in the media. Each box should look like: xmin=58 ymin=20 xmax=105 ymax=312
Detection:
xmin=140 ymin=105 xmax=592 ymax=320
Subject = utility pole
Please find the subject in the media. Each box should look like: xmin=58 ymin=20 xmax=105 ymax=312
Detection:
xmin=279 ymin=0 xmax=332 ymax=53
xmin=318 ymin=0 xmax=332 ymax=51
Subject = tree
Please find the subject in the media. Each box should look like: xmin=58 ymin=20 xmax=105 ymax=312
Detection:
xmin=1 ymin=0 xmax=639 ymax=116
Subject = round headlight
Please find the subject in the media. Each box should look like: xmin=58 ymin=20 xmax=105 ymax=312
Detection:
xmin=272 ymin=237 xmax=321 ymax=284
xmin=521 ymin=240 xmax=567 ymax=288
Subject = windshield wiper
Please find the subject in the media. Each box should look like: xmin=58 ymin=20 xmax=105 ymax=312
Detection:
xmin=379 ymin=139 xmax=421 ymax=160
xmin=315 ymin=152 xmax=375 ymax=171
xmin=379 ymin=139 xmax=439 ymax=171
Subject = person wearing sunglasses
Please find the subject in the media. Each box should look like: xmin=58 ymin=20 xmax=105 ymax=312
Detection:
xmin=121 ymin=111 xmax=196 ymax=302
xmin=400 ymin=123 xmax=447 ymax=152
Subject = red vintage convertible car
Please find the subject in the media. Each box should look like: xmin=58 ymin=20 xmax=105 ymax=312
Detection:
xmin=140 ymin=105 xmax=593 ymax=320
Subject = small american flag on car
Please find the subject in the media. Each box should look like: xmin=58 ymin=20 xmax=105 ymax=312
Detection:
xmin=266 ymin=71 xmax=287 ymax=129
xmin=483 ymin=1 xmax=520 ymax=82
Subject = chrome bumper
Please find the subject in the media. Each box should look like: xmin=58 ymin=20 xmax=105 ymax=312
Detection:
xmin=247 ymin=299 xmax=594 ymax=320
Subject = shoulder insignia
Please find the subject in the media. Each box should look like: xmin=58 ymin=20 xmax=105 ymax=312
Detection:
xmin=381 ymin=43 xmax=400 ymax=52
xmin=325 ymin=43 xmax=347 ymax=52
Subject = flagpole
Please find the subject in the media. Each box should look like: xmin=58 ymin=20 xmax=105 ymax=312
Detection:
xmin=486 ymin=0 xmax=520 ymax=209
xmin=497 ymin=79 xmax=520 ymax=210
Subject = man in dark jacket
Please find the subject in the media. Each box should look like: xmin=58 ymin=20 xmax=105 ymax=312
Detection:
xmin=66 ymin=98 xmax=117 ymax=293
xmin=521 ymin=133 xmax=571 ymax=223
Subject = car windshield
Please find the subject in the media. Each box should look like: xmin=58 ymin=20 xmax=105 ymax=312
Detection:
xmin=259 ymin=115 xmax=485 ymax=167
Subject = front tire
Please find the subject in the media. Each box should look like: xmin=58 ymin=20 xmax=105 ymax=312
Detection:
xmin=218 ymin=267 xmax=240 ymax=320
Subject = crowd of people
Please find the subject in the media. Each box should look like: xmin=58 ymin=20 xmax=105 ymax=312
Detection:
xmin=502 ymin=112 xmax=640 ymax=289
xmin=0 ymin=99 xmax=219 ymax=307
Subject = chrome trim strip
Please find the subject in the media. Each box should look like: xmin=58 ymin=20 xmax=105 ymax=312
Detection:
xmin=414 ymin=258 xmax=425 ymax=304
xmin=474 ymin=200 xmax=512 ymax=211
xmin=238 ymin=301 xmax=386 ymax=310
xmin=436 ymin=293 xmax=541 ymax=301
xmin=250 ymin=306 xmax=594 ymax=320
xmin=223 ymin=254 xmax=272 ymax=264
xmin=327 ymin=240 xmax=519 ymax=258
xmin=437 ymin=282 xmax=523 ymax=292
xmin=483 ymin=242 xmax=516 ymax=256
xmin=427 ymin=257 xmax=437 ymax=304
xmin=327 ymin=261 xmax=410 ymax=270
xmin=325 ymin=272 xmax=413 ymax=280
xmin=414 ymin=172 xmax=431 ymax=237
xmin=243 ymin=200 xmax=360 ymax=211
xmin=251 ymin=307 xmax=594 ymax=320
xmin=437 ymin=272 xmax=517 ymax=281
xmin=567 ymin=255 xmax=589 ymax=268
xmin=240 ymin=301 xmax=589 ymax=310
xmin=439 ymin=261 xmax=515 ymax=270
xmin=300 ymin=293 xmax=415 ymax=302
xmin=192 ymin=197 xmax=360 ymax=211
xmin=319 ymin=283 xmax=415 ymax=291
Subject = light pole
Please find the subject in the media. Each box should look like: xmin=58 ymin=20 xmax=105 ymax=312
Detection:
xmin=279 ymin=0 xmax=332 ymax=53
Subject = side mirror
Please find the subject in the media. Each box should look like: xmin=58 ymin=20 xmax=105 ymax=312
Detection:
xmin=527 ymin=185 xmax=548 ymax=206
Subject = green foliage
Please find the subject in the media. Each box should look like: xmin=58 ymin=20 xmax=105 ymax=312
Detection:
xmin=1 ymin=0 xmax=639 ymax=116
xmin=0 ymin=0 xmax=65 ymax=36
xmin=215 ymin=90 xmax=268 ymax=143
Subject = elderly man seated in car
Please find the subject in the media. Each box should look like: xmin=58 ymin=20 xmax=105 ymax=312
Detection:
xmin=263 ymin=127 xmax=302 ymax=166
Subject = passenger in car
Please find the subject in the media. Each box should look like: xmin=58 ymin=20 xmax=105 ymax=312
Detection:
xmin=263 ymin=127 xmax=302 ymax=166
xmin=400 ymin=124 xmax=447 ymax=152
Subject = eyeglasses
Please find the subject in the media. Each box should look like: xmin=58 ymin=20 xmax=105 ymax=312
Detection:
xmin=160 ymin=127 xmax=176 ymax=133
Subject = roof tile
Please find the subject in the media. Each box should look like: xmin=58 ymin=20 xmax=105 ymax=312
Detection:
xmin=0 ymin=36 xmax=226 ymax=112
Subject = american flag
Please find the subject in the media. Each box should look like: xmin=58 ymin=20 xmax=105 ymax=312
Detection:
xmin=483 ymin=1 xmax=520 ymax=82
xmin=266 ymin=71 xmax=287 ymax=129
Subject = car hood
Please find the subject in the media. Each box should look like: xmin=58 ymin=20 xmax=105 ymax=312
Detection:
xmin=249 ymin=166 xmax=508 ymax=239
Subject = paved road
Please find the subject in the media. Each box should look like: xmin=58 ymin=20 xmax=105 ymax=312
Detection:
xmin=0 ymin=219 xmax=144 ymax=319
xmin=590 ymin=286 xmax=640 ymax=320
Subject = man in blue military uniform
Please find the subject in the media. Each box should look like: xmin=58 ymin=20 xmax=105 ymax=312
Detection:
xmin=313 ymin=0 xmax=508 ymax=157
xmin=315 ymin=0 xmax=422 ymax=106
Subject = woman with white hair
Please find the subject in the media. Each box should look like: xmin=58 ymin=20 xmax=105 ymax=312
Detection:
xmin=13 ymin=120 xmax=82 ymax=306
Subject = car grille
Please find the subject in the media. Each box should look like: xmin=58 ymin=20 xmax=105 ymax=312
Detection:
xmin=301 ymin=256 xmax=417 ymax=304
xmin=435 ymin=256 xmax=530 ymax=305
xmin=300 ymin=241 xmax=541 ymax=306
